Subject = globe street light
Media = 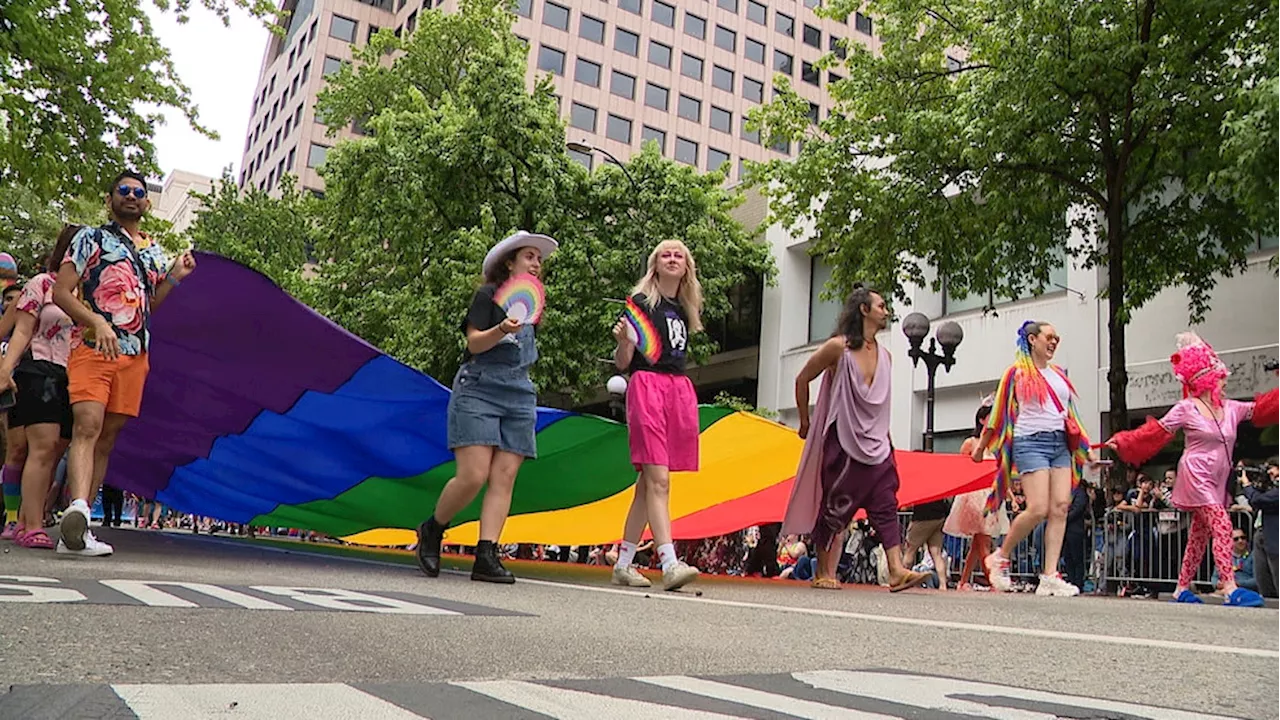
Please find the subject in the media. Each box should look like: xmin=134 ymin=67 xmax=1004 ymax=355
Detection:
xmin=606 ymin=374 xmax=628 ymax=422
xmin=902 ymin=312 xmax=964 ymax=453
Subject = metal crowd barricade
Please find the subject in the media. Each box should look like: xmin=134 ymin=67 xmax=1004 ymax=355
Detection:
xmin=898 ymin=508 xmax=1256 ymax=592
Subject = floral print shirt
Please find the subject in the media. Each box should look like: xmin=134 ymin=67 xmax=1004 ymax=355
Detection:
xmin=15 ymin=273 xmax=75 ymax=367
xmin=63 ymin=223 xmax=170 ymax=356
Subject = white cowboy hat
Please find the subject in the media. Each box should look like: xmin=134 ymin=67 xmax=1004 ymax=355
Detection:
xmin=483 ymin=231 xmax=559 ymax=277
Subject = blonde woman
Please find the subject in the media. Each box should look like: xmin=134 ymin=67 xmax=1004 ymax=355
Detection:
xmin=610 ymin=240 xmax=703 ymax=591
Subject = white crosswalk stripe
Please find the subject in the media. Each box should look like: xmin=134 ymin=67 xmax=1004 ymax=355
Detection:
xmin=112 ymin=683 xmax=425 ymax=720
xmin=634 ymin=675 xmax=893 ymax=719
xmin=453 ymin=679 xmax=744 ymax=720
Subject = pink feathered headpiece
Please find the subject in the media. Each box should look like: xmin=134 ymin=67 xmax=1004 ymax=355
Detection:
xmin=1170 ymin=332 xmax=1229 ymax=405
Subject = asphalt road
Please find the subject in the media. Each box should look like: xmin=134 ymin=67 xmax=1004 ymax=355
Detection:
xmin=1 ymin=527 xmax=1276 ymax=719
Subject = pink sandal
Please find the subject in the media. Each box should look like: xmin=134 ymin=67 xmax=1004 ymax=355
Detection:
xmin=17 ymin=528 xmax=54 ymax=549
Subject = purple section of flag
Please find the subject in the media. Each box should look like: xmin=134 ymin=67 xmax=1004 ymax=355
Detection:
xmin=105 ymin=252 xmax=380 ymax=499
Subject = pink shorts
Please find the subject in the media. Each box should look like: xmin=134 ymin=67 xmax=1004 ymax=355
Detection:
xmin=627 ymin=370 xmax=699 ymax=472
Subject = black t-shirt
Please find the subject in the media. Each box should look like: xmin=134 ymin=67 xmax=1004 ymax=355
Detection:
xmin=461 ymin=285 xmax=506 ymax=361
xmin=627 ymin=293 xmax=690 ymax=375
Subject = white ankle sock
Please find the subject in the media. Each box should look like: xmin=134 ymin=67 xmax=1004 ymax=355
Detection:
xmin=615 ymin=541 xmax=638 ymax=569
xmin=657 ymin=543 xmax=677 ymax=571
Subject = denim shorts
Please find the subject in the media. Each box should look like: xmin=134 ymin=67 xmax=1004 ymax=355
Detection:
xmin=446 ymin=362 xmax=538 ymax=458
xmin=1012 ymin=430 xmax=1071 ymax=474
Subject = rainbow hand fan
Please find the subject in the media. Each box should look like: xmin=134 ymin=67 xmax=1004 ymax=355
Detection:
xmin=623 ymin=297 xmax=662 ymax=365
xmin=494 ymin=273 xmax=546 ymax=325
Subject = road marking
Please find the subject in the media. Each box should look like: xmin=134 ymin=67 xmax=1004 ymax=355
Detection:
xmin=453 ymin=679 xmax=743 ymax=720
xmin=101 ymin=580 xmax=295 ymax=610
xmin=508 ymin=576 xmax=1279 ymax=659
xmin=0 ymin=575 xmax=86 ymax=603
xmin=635 ymin=675 xmax=891 ymax=719
xmin=251 ymin=585 xmax=459 ymax=614
xmin=112 ymin=683 xmax=425 ymax=720
xmin=793 ymin=670 xmax=1243 ymax=720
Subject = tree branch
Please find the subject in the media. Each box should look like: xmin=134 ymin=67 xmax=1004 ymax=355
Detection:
xmin=991 ymin=162 xmax=1107 ymax=206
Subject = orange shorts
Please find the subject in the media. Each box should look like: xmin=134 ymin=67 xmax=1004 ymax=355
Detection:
xmin=67 ymin=345 xmax=151 ymax=417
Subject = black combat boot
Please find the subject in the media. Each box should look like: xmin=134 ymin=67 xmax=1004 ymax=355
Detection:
xmin=471 ymin=540 xmax=515 ymax=584
xmin=415 ymin=515 xmax=447 ymax=577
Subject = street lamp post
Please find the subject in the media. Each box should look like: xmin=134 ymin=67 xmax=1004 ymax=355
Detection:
xmin=606 ymin=374 xmax=628 ymax=422
xmin=566 ymin=140 xmax=641 ymax=193
xmin=902 ymin=313 xmax=964 ymax=453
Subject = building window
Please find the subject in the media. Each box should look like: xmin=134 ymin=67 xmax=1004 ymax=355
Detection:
xmin=941 ymin=248 xmax=1070 ymax=314
xmin=745 ymin=37 xmax=765 ymax=63
xmin=288 ymin=48 xmax=296 ymax=70
xmin=330 ymin=14 xmax=357 ymax=42
xmin=649 ymin=40 xmax=672 ymax=68
xmin=854 ymin=11 xmax=873 ymax=35
xmin=576 ymin=57 xmax=602 ymax=87
xmin=803 ymin=23 xmax=821 ymax=48
xmin=712 ymin=65 xmax=734 ymax=92
xmin=287 ymin=146 xmax=296 ymax=171
xmin=570 ymin=102 xmax=597 ymax=132
xmin=747 ymin=0 xmax=766 ymax=24
xmin=829 ymin=35 xmax=847 ymax=59
xmin=606 ymin=114 xmax=632 ymax=143
xmin=645 ymin=82 xmax=669 ymax=110
xmin=367 ymin=24 xmax=383 ymax=45
xmin=677 ymin=94 xmax=701 ymax=122
xmin=740 ymin=114 xmax=759 ymax=143
xmin=684 ymin=12 xmax=706 ymax=40
xmin=322 ymin=56 xmax=343 ymax=77
xmin=808 ymin=258 xmax=841 ymax=343
xmin=742 ymin=76 xmax=763 ymax=103
xmin=710 ymin=105 xmax=731 ymax=133
xmin=537 ymin=45 xmax=566 ymax=75
xmin=774 ymin=49 xmax=793 ymax=75
xmin=308 ymin=20 xmax=318 ymax=42
xmin=515 ymin=0 xmax=532 ymax=17
xmin=675 ymin=137 xmax=698 ymax=166
xmin=652 ymin=0 xmax=675 ymax=27
xmin=641 ymin=125 xmax=667 ymax=153
xmin=717 ymin=0 xmax=737 ymax=12
xmin=543 ymin=1 xmax=570 ymax=31
xmin=804 ymin=0 xmax=820 ymax=9
xmin=615 ymin=27 xmax=640 ymax=56
xmin=681 ymin=53 xmax=704 ymax=80
xmin=580 ymin=14 xmax=605 ymax=43
xmin=807 ymin=102 xmax=820 ymax=124
xmin=707 ymin=147 xmax=730 ymax=173
xmin=829 ymin=71 xmax=843 ymax=84
xmin=775 ymin=11 xmax=793 ymax=36
xmin=611 ymin=69 xmax=636 ymax=99
xmin=714 ymin=25 xmax=736 ymax=51
xmin=307 ymin=143 xmax=329 ymax=169
xmin=568 ymin=147 xmax=594 ymax=169
xmin=618 ymin=0 xmax=641 ymax=15
xmin=946 ymin=55 xmax=962 ymax=72
xmin=772 ymin=136 xmax=789 ymax=154
xmin=802 ymin=61 xmax=820 ymax=85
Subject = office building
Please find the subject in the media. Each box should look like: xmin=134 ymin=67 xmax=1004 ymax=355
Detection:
xmin=153 ymin=170 xmax=217 ymax=234
xmin=238 ymin=0 xmax=879 ymax=194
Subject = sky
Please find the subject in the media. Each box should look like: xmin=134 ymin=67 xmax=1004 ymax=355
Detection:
xmin=146 ymin=4 xmax=270 ymax=183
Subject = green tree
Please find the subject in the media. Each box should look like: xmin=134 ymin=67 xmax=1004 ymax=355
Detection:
xmin=0 ymin=0 xmax=275 ymax=201
xmin=191 ymin=0 xmax=773 ymax=403
xmin=0 ymin=185 xmax=105 ymax=273
xmin=752 ymin=0 xmax=1277 ymax=435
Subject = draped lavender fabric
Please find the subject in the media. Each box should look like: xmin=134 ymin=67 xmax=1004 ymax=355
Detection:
xmin=824 ymin=344 xmax=893 ymax=465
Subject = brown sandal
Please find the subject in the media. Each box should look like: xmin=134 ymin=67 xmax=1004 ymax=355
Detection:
xmin=810 ymin=577 xmax=843 ymax=590
xmin=889 ymin=570 xmax=930 ymax=593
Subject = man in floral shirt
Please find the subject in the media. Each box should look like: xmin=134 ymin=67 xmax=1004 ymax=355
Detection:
xmin=52 ymin=170 xmax=197 ymax=557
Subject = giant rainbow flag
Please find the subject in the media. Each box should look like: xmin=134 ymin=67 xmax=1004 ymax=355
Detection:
xmin=106 ymin=253 xmax=996 ymax=547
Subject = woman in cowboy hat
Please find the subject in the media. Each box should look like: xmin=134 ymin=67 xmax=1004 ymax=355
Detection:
xmin=414 ymin=231 xmax=557 ymax=584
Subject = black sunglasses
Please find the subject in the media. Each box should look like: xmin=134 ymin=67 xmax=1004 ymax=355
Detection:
xmin=1233 ymin=535 xmax=1246 ymax=541
xmin=116 ymin=185 xmax=147 ymax=199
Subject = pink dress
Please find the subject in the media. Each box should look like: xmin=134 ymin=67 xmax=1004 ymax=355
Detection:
xmin=1157 ymin=398 xmax=1253 ymax=509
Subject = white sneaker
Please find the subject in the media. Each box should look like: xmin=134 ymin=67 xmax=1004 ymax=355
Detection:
xmin=59 ymin=503 xmax=90 ymax=551
xmin=1035 ymin=573 xmax=1080 ymax=597
xmin=662 ymin=561 xmax=699 ymax=591
xmin=984 ymin=551 xmax=1013 ymax=592
xmin=56 ymin=529 xmax=113 ymax=557
xmin=611 ymin=565 xmax=651 ymax=587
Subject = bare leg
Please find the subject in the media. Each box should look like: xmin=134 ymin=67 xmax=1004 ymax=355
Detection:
xmin=432 ymin=445 xmax=495 ymax=524
xmin=1040 ymin=467 xmax=1073 ymax=576
xmin=620 ymin=472 xmax=650 ymax=543
xmin=639 ymin=464 xmax=673 ymax=546
xmin=89 ymin=413 xmax=130 ymax=502
xmin=18 ymin=424 xmax=60 ymax=531
xmin=815 ymin=530 xmax=845 ymax=582
xmin=999 ymin=469 xmax=1049 ymax=557
xmin=66 ymin=402 xmax=106 ymax=504
xmin=478 ymin=450 xmax=524 ymax=542
xmin=928 ymin=541 xmax=949 ymax=590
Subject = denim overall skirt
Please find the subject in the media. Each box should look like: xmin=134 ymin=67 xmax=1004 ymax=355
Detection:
xmin=446 ymin=323 xmax=539 ymax=458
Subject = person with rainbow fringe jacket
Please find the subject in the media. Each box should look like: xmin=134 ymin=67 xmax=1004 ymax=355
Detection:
xmin=969 ymin=320 xmax=1097 ymax=597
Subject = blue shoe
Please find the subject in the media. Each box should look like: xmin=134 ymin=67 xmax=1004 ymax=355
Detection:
xmin=1171 ymin=589 xmax=1203 ymax=604
xmin=1224 ymin=588 xmax=1265 ymax=607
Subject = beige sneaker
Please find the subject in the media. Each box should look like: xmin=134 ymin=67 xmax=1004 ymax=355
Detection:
xmin=662 ymin=561 xmax=699 ymax=591
xmin=611 ymin=565 xmax=651 ymax=587
xmin=1035 ymin=573 xmax=1080 ymax=597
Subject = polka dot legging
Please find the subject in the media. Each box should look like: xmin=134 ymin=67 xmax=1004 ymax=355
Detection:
xmin=1179 ymin=505 xmax=1234 ymax=589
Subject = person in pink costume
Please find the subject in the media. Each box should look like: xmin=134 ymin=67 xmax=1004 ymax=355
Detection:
xmin=1105 ymin=333 xmax=1276 ymax=607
